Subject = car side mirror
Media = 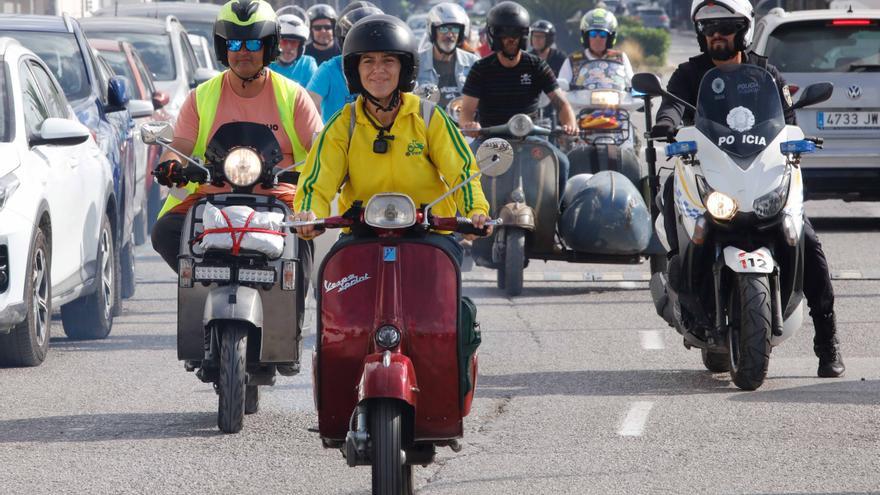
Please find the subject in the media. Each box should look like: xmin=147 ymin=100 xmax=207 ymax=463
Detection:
xmin=631 ymin=72 xmax=664 ymax=96
xmin=31 ymin=118 xmax=91 ymax=147
xmin=152 ymin=90 xmax=170 ymax=110
xmin=791 ymin=82 xmax=833 ymax=110
xmin=107 ymin=76 xmax=130 ymax=112
xmin=128 ymin=99 xmax=155 ymax=119
xmin=191 ymin=67 xmax=216 ymax=88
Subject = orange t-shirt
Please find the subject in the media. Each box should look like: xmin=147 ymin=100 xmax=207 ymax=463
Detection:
xmin=171 ymin=72 xmax=323 ymax=214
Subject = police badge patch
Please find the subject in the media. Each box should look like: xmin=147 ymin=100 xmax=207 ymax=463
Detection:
xmin=782 ymin=85 xmax=793 ymax=107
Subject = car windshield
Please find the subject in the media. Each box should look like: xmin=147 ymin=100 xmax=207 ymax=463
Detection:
xmin=0 ymin=60 xmax=11 ymax=142
xmin=765 ymin=20 xmax=880 ymax=72
xmin=85 ymin=31 xmax=176 ymax=81
xmin=696 ymin=65 xmax=785 ymax=160
xmin=98 ymin=49 xmax=139 ymax=97
xmin=573 ymin=60 xmax=628 ymax=91
xmin=1 ymin=31 xmax=91 ymax=101
xmin=180 ymin=20 xmax=214 ymax=41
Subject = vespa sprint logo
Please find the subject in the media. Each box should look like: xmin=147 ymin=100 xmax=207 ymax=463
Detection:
xmin=324 ymin=273 xmax=371 ymax=294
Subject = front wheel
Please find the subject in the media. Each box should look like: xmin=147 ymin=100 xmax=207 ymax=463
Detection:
xmin=370 ymin=399 xmax=414 ymax=495
xmin=728 ymin=274 xmax=772 ymax=390
xmin=502 ymin=229 xmax=525 ymax=297
xmin=217 ymin=324 xmax=248 ymax=433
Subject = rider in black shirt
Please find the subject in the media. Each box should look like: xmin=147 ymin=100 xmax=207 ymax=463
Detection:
xmin=652 ymin=0 xmax=844 ymax=378
xmin=304 ymin=3 xmax=341 ymax=66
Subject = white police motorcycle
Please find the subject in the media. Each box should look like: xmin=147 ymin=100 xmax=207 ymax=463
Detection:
xmin=634 ymin=65 xmax=832 ymax=390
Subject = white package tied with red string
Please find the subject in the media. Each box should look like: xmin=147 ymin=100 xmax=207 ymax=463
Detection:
xmin=199 ymin=202 xmax=286 ymax=258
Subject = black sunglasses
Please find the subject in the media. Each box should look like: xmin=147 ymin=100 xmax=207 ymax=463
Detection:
xmin=698 ymin=19 xmax=746 ymax=36
xmin=312 ymin=25 xmax=333 ymax=31
xmin=494 ymin=26 xmax=528 ymax=38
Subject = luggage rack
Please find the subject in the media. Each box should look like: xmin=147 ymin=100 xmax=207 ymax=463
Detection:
xmin=186 ymin=194 xmax=293 ymax=259
xmin=575 ymin=108 xmax=631 ymax=146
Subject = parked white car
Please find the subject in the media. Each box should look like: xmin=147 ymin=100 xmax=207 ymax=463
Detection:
xmin=0 ymin=37 xmax=117 ymax=366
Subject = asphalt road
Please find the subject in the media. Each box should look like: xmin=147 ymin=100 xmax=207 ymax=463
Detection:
xmin=2 ymin=33 xmax=880 ymax=495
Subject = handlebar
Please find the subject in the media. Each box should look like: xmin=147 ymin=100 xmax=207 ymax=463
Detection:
xmin=286 ymin=216 xmax=501 ymax=236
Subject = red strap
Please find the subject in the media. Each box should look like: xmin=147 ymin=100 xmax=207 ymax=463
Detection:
xmin=192 ymin=208 xmax=286 ymax=253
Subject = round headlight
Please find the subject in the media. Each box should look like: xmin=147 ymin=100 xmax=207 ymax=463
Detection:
xmin=223 ymin=147 xmax=263 ymax=187
xmin=705 ymin=191 xmax=738 ymax=221
xmin=375 ymin=325 xmax=401 ymax=349
xmin=509 ymin=114 xmax=533 ymax=137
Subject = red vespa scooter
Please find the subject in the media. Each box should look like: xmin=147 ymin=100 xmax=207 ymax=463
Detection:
xmin=293 ymin=139 xmax=513 ymax=494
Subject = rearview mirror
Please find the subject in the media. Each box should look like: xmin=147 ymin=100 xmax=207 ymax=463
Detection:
xmin=31 ymin=118 xmax=90 ymax=147
xmin=140 ymin=121 xmax=174 ymax=144
xmin=446 ymin=96 xmax=464 ymax=123
xmin=128 ymin=99 xmax=154 ymax=119
xmin=631 ymin=72 xmax=664 ymax=96
xmin=413 ymin=83 xmax=441 ymax=104
xmin=791 ymin=82 xmax=833 ymax=110
xmin=152 ymin=90 xmax=170 ymax=110
xmin=475 ymin=138 xmax=514 ymax=177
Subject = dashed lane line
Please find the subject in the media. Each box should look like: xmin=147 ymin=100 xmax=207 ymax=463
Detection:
xmin=639 ymin=330 xmax=666 ymax=350
xmin=618 ymin=401 xmax=654 ymax=437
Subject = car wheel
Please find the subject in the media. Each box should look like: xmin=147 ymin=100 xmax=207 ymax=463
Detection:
xmin=61 ymin=214 xmax=114 ymax=340
xmin=0 ymin=228 xmax=51 ymax=366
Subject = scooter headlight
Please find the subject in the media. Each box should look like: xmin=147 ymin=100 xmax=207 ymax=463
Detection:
xmin=508 ymin=114 xmax=533 ymax=137
xmin=591 ymin=90 xmax=620 ymax=106
xmin=753 ymin=165 xmax=792 ymax=219
xmin=365 ymin=193 xmax=416 ymax=229
xmin=223 ymin=147 xmax=263 ymax=187
xmin=705 ymin=191 xmax=738 ymax=221
xmin=375 ymin=325 xmax=401 ymax=349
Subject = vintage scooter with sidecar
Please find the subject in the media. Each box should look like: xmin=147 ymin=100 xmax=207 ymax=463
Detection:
xmin=292 ymin=140 xmax=512 ymax=495
xmin=141 ymin=121 xmax=307 ymax=433
xmin=469 ymin=114 xmax=660 ymax=296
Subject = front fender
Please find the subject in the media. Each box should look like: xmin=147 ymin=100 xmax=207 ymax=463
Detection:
xmin=203 ymin=285 xmax=263 ymax=329
xmin=358 ymin=352 xmax=418 ymax=408
xmin=498 ymin=202 xmax=536 ymax=231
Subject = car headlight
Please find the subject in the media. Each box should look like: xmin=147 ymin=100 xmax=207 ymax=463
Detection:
xmin=705 ymin=191 xmax=738 ymax=221
xmin=223 ymin=147 xmax=263 ymax=187
xmin=753 ymin=165 xmax=792 ymax=219
xmin=0 ymin=173 xmax=21 ymax=211
xmin=508 ymin=114 xmax=533 ymax=137
xmin=591 ymin=90 xmax=620 ymax=106
xmin=364 ymin=193 xmax=416 ymax=229
xmin=375 ymin=325 xmax=401 ymax=349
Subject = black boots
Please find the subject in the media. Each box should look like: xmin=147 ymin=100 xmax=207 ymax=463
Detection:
xmin=813 ymin=312 xmax=845 ymax=378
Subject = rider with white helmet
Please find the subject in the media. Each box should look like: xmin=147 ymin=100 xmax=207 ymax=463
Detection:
xmin=270 ymin=14 xmax=318 ymax=86
xmin=416 ymin=2 xmax=478 ymax=108
xmin=652 ymin=0 xmax=845 ymax=379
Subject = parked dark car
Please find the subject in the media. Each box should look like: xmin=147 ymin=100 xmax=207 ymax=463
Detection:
xmin=635 ymin=5 xmax=671 ymax=30
xmin=0 ymin=13 xmax=145 ymax=305
xmin=90 ymin=38 xmax=174 ymax=244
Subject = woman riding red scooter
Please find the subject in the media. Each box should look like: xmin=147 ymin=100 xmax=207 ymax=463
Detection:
xmin=292 ymin=15 xmax=495 ymax=494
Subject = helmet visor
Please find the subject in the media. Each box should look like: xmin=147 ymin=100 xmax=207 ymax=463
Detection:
xmin=697 ymin=19 xmax=747 ymax=37
xmin=227 ymin=39 xmax=265 ymax=52
xmin=494 ymin=26 xmax=528 ymax=38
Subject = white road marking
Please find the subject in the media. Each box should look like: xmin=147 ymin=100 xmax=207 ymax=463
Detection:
xmin=618 ymin=401 xmax=654 ymax=437
xmin=639 ymin=330 xmax=666 ymax=350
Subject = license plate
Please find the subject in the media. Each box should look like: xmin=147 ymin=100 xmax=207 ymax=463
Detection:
xmin=817 ymin=111 xmax=880 ymax=129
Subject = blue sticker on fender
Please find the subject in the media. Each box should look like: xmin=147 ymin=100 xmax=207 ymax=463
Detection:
xmin=383 ymin=247 xmax=397 ymax=262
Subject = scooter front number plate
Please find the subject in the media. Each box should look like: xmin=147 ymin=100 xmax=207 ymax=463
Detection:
xmin=722 ymin=246 xmax=773 ymax=274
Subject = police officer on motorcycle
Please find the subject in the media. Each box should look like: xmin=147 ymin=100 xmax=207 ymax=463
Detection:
xmin=529 ymin=20 xmax=566 ymax=77
xmin=558 ymin=8 xmax=633 ymax=88
xmin=651 ymin=0 xmax=844 ymax=378
xmin=149 ymin=0 xmax=323 ymax=375
xmin=416 ymin=2 xmax=478 ymax=108
xmin=459 ymin=1 xmax=577 ymax=194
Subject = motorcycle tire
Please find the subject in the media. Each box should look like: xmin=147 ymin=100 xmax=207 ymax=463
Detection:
xmin=701 ymin=348 xmax=731 ymax=373
xmin=61 ymin=214 xmax=114 ymax=340
xmin=245 ymin=385 xmax=260 ymax=415
xmin=0 ymin=228 xmax=51 ymax=366
xmin=217 ymin=324 xmax=248 ymax=433
xmin=503 ymin=229 xmax=525 ymax=297
xmin=728 ymin=274 xmax=772 ymax=391
xmin=370 ymin=399 xmax=414 ymax=495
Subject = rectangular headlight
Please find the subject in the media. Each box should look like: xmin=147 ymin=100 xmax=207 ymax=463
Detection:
xmin=591 ymin=90 xmax=620 ymax=106
xmin=364 ymin=193 xmax=416 ymax=229
xmin=194 ymin=265 xmax=231 ymax=282
xmin=238 ymin=268 xmax=276 ymax=284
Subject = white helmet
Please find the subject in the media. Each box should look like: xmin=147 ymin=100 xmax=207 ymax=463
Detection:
xmin=690 ymin=0 xmax=754 ymax=51
xmin=278 ymin=14 xmax=310 ymax=58
xmin=427 ymin=2 xmax=470 ymax=47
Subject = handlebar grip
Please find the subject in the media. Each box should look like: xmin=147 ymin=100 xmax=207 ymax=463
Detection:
xmin=183 ymin=166 xmax=209 ymax=184
xmin=454 ymin=217 xmax=490 ymax=236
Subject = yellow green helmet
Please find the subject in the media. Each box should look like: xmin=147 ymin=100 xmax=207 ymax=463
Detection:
xmin=214 ymin=0 xmax=280 ymax=67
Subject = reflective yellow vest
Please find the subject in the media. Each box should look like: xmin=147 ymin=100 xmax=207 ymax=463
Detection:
xmin=157 ymin=70 xmax=307 ymax=218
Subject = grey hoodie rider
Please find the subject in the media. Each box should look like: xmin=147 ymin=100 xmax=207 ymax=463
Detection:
xmin=416 ymin=2 xmax=478 ymax=106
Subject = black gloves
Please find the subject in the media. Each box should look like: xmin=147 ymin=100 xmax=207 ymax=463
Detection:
xmin=153 ymin=159 xmax=184 ymax=187
xmin=650 ymin=121 xmax=677 ymax=141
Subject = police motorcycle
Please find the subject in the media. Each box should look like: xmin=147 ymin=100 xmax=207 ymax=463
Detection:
xmin=140 ymin=121 xmax=306 ymax=432
xmin=632 ymin=65 xmax=832 ymax=390
xmin=557 ymin=59 xmax=643 ymax=186
xmin=291 ymin=140 xmax=511 ymax=495
xmin=467 ymin=112 xmax=656 ymax=296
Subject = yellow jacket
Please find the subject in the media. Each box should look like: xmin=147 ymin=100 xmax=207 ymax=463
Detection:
xmin=295 ymin=93 xmax=490 ymax=220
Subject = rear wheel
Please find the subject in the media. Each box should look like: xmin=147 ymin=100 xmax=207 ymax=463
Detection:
xmin=502 ymin=229 xmax=525 ymax=297
xmin=370 ymin=399 xmax=413 ymax=495
xmin=217 ymin=324 xmax=247 ymax=433
xmin=0 ymin=228 xmax=51 ymax=366
xmin=728 ymin=274 xmax=772 ymax=391
xmin=701 ymin=348 xmax=730 ymax=373
xmin=61 ymin=215 xmax=114 ymax=340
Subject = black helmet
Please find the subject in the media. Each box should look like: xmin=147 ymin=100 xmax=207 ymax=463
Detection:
xmin=214 ymin=0 xmax=280 ymax=67
xmin=486 ymin=1 xmax=530 ymax=52
xmin=530 ymin=19 xmax=555 ymax=46
xmin=339 ymin=1 xmax=378 ymax=17
xmin=306 ymin=3 xmax=337 ymax=27
xmin=335 ymin=5 xmax=383 ymax=45
xmin=342 ymin=14 xmax=419 ymax=94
